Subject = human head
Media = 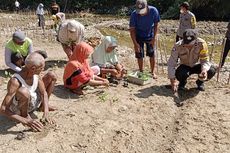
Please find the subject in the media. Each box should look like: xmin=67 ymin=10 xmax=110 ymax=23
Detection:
xmin=25 ymin=52 xmax=45 ymax=75
xmin=180 ymin=2 xmax=189 ymax=13
xmin=12 ymin=30 xmax=26 ymax=45
xmin=136 ymin=0 xmax=148 ymax=15
xmin=39 ymin=3 xmax=44 ymax=8
xmin=67 ymin=20 xmax=85 ymax=42
xmin=183 ymin=29 xmax=198 ymax=44
xmin=70 ymin=42 xmax=94 ymax=63
xmin=103 ymin=36 xmax=118 ymax=53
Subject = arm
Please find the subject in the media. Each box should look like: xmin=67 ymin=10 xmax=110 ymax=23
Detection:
xmin=87 ymin=75 xmax=109 ymax=87
xmin=5 ymin=48 xmax=22 ymax=72
xmin=130 ymin=27 xmax=140 ymax=52
xmin=37 ymin=77 xmax=49 ymax=118
xmin=168 ymin=46 xmax=179 ymax=92
xmin=0 ymin=78 xmax=26 ymax=123
xmin=191 ymin=15 xmax=196 ymax=29
xmin=151 ymin=22 xmax=158 ymax=46
xmin=199 ymin=41 xmax=211 ymax=79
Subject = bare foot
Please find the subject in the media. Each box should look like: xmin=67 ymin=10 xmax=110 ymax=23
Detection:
xmin=152 ymin=73 xmax=158 ymax=79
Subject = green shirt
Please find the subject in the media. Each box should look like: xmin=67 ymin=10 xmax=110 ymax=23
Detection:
xmin=5 ymin=37 xmax=32 ymax=57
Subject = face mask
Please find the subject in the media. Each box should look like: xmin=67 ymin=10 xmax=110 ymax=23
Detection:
xmin=180 ymin=9 xmax=184 ymax=14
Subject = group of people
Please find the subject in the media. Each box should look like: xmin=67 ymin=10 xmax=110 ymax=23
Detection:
xmin=0 ymin=0 xmax=229 ymax=132
xmin=36 ymin=1 xmax=64 ymax=33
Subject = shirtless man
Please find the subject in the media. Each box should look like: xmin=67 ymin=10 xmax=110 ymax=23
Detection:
xmin=0 ymin=52 xmax=57 ymax=132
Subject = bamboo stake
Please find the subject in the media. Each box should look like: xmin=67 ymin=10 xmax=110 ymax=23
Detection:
xmin=210 ymin=33 xmax=215 ymax=62
xmin=162 ymin=35 xmax=168 ymax=63
xmin=217 ymin=38 xmax=227 ymax=82
xmin=156 ymin=34 xmax=159 ymax=74
xmin=228 ymin=73 xmax=230 ymax=84
xmin=158 ymin=35 xmax=164 ymax=73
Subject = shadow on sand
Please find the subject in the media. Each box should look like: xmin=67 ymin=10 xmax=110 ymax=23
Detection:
xmin=134 ymin=85 xmax=200 ymax=106
xmin=45 ymin=60 xmax=67 ymax=70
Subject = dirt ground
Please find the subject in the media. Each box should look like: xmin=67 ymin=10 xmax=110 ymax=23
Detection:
xmin=0 ymin=13 xmax=230 ymax=153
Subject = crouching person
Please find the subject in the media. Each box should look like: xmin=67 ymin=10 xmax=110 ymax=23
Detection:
xmin=0 ymin=52 xmax=56 ymax=132
xmin=91 ymin=36 xmax=126 ymax=82
xmin=63 ymin=42 xmax=109 ymax=95
xmin=168 ymin=29 xmax=216 ymax=92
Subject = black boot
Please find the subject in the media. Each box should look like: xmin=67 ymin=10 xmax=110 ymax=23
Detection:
xmin=196 ymin=80 xmax=205 ymax=91
xmin=178 ymin=81 xmax=187 ymax=91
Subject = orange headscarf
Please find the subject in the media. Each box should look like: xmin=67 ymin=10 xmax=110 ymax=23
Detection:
xmin=70 ymin=42 xmax=94 ymax=77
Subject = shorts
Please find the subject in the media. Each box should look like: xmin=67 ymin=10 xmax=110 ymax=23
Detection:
xmin=135 ymin=39 xmax=155 ymax=58
xmin=9 ymin=92 xmax=41 ymax=115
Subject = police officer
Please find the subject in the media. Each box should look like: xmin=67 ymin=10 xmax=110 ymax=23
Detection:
xmin=176 ymin=2 xmax=196 ymax=42
xmin=168 ymin=29 xmax=216 ymax=92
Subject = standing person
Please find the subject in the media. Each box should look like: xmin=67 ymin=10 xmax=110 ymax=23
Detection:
xmin=91 ymin=36 xmax=126 ymax=80
xmin=168 ymin=29 xmax=216 ymax=92
xmin=63 ymin=42 xmax=109 ymax=95
xmin=176 ymin=2 xmax=196 ymax=42
xmin=0 ymin=52 xmax=56 ymax=132
xmin=36 ymin=3 xmax=45 ymax=33
xmin=5 ymin=30 xmax=33 ymax=72
xmin=129 ymin=0 xmax=160 ymax=79
xmin=50 ymin=1 xmax=60 ymax=15
xmin=51 ymin=12 xmax=66 ymax=32
xmin=15 ymin=0 xmax=20 ymax=13
xmin=57 ymin=19 xmax=85 ymax=59
xmin=221 ymin=21 xmax=230 ymax=67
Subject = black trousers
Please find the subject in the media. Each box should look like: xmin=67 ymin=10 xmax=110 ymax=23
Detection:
xmin=221 ymin=38 xmax=230 ymax=67
xmin=175 ymin=64 xmax=216 ymax=87
xmin=176 ymin=35 xmax=182 ymax=42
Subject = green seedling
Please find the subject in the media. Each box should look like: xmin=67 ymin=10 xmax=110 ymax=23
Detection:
xmin=98 ymin=92 xmax=108 ymax=102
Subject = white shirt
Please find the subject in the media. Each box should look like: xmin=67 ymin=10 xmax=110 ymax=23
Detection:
xmin=15 ymin=1 xmax=20 ymax=7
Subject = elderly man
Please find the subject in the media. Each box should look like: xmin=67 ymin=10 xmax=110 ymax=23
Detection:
xmin=176 ymin=2 xmax=196 ymax=42
xmin=5 ymin=30 xmax=33 ymax=72
xmin=0 ymin=52 xmax=57 ymax=132
xmin=168 ymin=29 xmax=216 ymax=92
xmin=129 ymin=0 xmax=160 ymax=79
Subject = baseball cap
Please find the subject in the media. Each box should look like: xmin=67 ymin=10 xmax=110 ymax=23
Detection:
xmin=136 ymin=0 xmax=148 ymax=15
xmin=13 ymin=30 xmax=26 ymax=42
xmin=180 ymin=2 xmax=189 ymax=9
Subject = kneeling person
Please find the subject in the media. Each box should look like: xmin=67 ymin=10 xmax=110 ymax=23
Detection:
xmin=0 ymin=52 xmax=56 ymax=132
xmin=168 ymin=29 xmax=216 ymax=92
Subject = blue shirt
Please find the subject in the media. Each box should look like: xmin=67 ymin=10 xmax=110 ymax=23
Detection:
xmin=129 ymin=6 xmax=160 ymax=41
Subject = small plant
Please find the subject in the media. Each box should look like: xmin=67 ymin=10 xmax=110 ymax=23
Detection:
xmin=5 ymin=71 xmax=13 ymax=78
xmin=98 ymin=92 xmax=108 ymax=102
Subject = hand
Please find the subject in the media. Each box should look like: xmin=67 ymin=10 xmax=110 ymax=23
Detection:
xmin=134 ymin=43 xmax=140 ymax=53
xmin=150 ymin=38 xmax=156 ymax=47
xmin=199 ymin=70 xmax=207 ymax=80
xmin=25 ymin=118 xmax=44 ymax=132
xmin=102 ymin=79 xmax=109 ymax=87
xmin=42 ymin=114 xmax=55 ymax=125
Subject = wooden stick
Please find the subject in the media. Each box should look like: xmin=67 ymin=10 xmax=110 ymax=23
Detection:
xmin=228 ymin=73 xmax=230 ymax=84
xmin=156 ymin=34 xmax=159 ymax=74
xmin=158 ymin=35 xmax=164 ymax=73
xmin=162 ymin=35 xmax=168 ymax=63
xmin=209 ymin=33 xmax=215 ymax=62
xmin=217 ymin=38 xmax=227 ymax=82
